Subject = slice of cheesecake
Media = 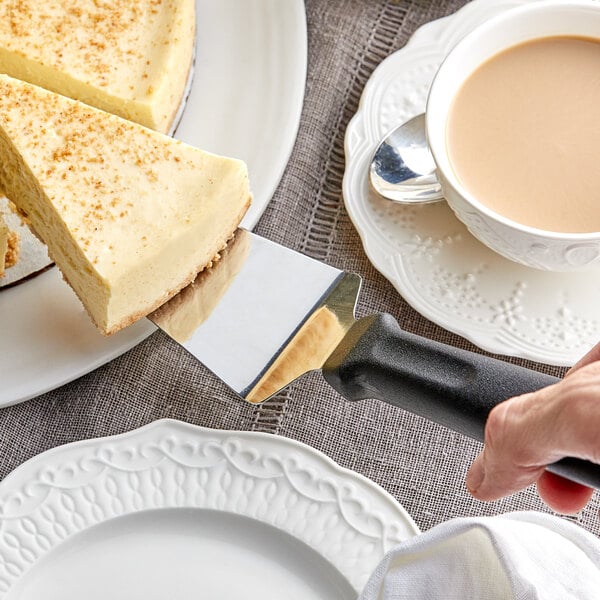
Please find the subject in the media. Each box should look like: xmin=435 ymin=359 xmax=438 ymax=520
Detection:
xmin=0 ymin=74 xmax=251 ymax=334
xmin=0 ymin=0 xmax=195 ymax=133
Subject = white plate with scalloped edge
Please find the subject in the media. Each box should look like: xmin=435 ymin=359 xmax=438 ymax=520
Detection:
xmin=0 ymin=420 xmax=418 ymax=599
xmin=0 ymin=0 xmax=307 ymax=407
xmin=343 ymin=0 xmax=600 ymax=367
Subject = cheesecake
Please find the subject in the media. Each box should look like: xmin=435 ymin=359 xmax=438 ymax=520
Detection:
xmin=0 ymin=0 xmax=195 ymax=134
xmin=0 ymin=74 xmax=251 ymax=334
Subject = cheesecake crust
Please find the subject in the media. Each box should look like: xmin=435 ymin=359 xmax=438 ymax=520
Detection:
xmin=4 ymin=230 xmax=19 ymax=269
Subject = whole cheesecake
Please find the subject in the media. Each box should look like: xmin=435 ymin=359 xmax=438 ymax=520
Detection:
xmin=0 ymin=74 xmax=251 ymax=334
xmin=0 ymin=0 xmax=195 ymax=134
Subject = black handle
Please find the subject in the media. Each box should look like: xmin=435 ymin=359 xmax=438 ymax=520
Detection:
xmin=322 ymin=313 xmax=600 ymax=489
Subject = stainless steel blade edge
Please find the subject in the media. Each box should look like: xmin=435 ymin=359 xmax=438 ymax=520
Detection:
xmin=149 ymin=229 xmax=360 ymax=402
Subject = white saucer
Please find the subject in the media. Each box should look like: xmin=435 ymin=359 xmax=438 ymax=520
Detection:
xmin=0 ymin=420 xmax=418 ymax=598
xmin=343 ymin=0 xmax=599 ymax=367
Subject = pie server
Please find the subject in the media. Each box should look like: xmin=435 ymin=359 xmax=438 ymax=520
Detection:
xmin=150 ymin=228 xmax=600 ymax=489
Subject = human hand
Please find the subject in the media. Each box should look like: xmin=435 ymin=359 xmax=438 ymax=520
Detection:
xmin=466 ymin=342 xmax=600 ymax=514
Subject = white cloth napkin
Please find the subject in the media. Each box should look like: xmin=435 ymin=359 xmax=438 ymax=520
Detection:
xmin=360 ymin=511 xmax=600 ymax=599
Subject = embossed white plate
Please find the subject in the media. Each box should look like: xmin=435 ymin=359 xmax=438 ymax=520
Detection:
xmin=0 ymin=420 xmax=418 ymax=599
xmin=0 ymin=0 xmax=307 ymax=407
xmin=343 ymin=0 xmax=599 ymax=366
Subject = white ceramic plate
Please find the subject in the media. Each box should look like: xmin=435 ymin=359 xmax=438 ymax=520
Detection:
xmin=0 ymin=0 xmax=307 ymax=407
xmin=343 ymin=0 xmax=600 ymax=367
xmin=0 ymin=420 xmax=418 ymax=599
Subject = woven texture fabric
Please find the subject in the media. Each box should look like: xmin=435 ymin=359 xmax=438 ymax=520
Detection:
xmin=1 ymin=0 xmax=598 ymax=536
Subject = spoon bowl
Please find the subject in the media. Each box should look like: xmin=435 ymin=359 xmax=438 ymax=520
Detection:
xmin=369 ymin=113 xmax=443 ymax=204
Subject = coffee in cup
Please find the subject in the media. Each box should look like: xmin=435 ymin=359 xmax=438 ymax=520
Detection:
xmin=446 ymin=35 xmax=600 ymax=234
xmin=426 ymin=0 xmax=600 ymax=271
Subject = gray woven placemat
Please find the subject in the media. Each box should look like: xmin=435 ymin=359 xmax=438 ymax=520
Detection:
xmin=1 ymin=0 xmax=598 ymax=538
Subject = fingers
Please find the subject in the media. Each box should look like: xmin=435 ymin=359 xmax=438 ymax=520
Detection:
xmin=466 ymin=362 xmax=600 ymax=512
xmin=536 ymin=471 xmax=594 ymax=514
xmin=466 ymin=390 xmax=550 ymax=500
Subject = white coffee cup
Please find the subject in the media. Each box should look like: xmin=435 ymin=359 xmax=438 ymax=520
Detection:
xmin=426 ymin=0 xmax=600 ymax=271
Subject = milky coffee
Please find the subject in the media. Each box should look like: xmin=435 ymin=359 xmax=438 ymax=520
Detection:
xmin=446 ymin=36 xmax=600 ymax=233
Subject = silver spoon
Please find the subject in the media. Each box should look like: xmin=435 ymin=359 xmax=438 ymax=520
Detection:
xmin=369 ymin=113 xmax=444 ymax=204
